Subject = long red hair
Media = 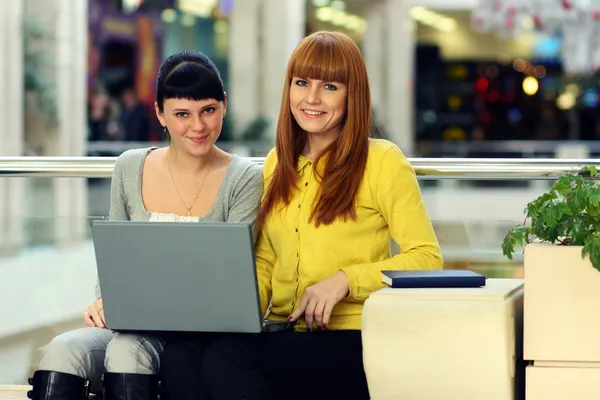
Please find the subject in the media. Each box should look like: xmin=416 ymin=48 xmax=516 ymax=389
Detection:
xmin=258 ymin=31 xmax=371 ymax=227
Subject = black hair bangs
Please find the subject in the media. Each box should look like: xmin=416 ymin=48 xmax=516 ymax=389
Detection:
xmin=157 ymin=62 xmax=225 ymax=110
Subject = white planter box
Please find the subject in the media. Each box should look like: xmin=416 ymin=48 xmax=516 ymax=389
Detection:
xmin=524 ymin=243 xmax=600 ymax=363
xmin=526 ymin=365 xmax=600 ymax=400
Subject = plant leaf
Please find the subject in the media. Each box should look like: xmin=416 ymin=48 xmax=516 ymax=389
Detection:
xmin=583 ymin=232 xmax=600 ymax=272
xmin=501 ymin=225 xmax=529 ymax=259
xmin=589 ymin=189 xmax=600 ymax=207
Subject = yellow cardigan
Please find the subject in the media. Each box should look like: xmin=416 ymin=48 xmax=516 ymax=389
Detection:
xmin=256 ymin=139 xmax=443 ymax=330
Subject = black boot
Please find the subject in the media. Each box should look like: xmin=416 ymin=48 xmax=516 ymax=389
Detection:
xmin=102 ymin=373 xmax=159 ymax=400
xmin=27 ymin=370 xmax=90 ymax=399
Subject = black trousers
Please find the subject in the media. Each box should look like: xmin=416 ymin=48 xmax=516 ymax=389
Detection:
xmin=158 ymin=330 xmax=370 ymax=400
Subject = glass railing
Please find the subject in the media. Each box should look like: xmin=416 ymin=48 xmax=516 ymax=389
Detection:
xmin=2 ymin=156 xmax=599 ymax=385
xmin=0 ymin=216 xmax=98 ymax=385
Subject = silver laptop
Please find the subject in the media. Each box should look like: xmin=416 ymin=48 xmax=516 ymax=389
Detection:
xmin=90 ymin=220 xmax=295 ymax=334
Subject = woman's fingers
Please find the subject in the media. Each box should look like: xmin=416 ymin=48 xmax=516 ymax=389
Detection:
xmin=83 ymin=310 xmax=95 ymax=327
xmin=288 ymin=293 xmax=309 ymax=322
xmin=313 ymin=298 xmax=328 ymax=329
xmin=304 ymin=296 xmax=319 ymax=331
xmin=85 ymin=304 xmax=105 ymax=328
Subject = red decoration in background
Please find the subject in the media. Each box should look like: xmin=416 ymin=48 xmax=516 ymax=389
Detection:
xmin=476 ymin=77 xmax=489 ymax=92
xmin=471 ymin=0 xmax=600 ymax=76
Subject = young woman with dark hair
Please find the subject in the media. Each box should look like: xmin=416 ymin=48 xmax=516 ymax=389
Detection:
xmin=27 ymin=50 xmax=263 ymax=400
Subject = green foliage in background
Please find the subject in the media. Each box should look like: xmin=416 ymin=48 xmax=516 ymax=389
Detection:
xmin=502 ymin=166 xmax=600 ymax=271
xmin=22 ymin=14 xmax=58 ymax=127
xmin=217 ymin=116 xmax=270 ymax=142
xmin=239 ymin=116 xmax=270 ymax=141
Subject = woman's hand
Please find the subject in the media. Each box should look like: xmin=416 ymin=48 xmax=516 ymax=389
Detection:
xmin=288 ymin=271 xmax=349 ymax=331
xmin=83 ymin=298 xmax=106 ymax=328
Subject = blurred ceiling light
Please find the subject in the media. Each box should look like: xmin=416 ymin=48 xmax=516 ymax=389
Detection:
xmin=438 ymin=19 xmax=457 ymax=32
xmin=122 ymin=0 xmax=142 ymax=12
xmin=522 ymin=76 xmax=539 ymax=96
xmin=315 ymin=5 xmax=364 ymax=33
xmin=350 ymin=18 xmax=367 ymax=34
xmin=312 ymin=0 xmax=330 ymax=6
xmin=409 ymin=6 xmax=456 ymax=32
xmin=345 ymin=15 xmax=362 ymax=30
xmin=360 ymin=20 xmax=368 ymax=33
xmin=178 ymin=0 xmax=217 ymax=18
xmin=180 ymin=13 xmax=196 ymax=27
xmin=331 ymin=10 xmax=348 ymax=26
xmin=419 ymin=14 xmax=438 ymax=25
xmin=316 ymin=6 xmax=334 ymax=22
xmin=330 ymin=0 xmax=346 ymax=11
xmin=557 ymin=92 xmax=576 ymax=110
xmin=161 ymin=9 xmax=177 ymax=23
xmin=410 ymin=6 xmax=427 ymax=18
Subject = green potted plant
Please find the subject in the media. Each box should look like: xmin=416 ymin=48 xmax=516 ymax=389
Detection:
xmin=502 ymin=165 xmax=600 ymax=395
xmin=502 ymin=166 xmax=600 ymax=271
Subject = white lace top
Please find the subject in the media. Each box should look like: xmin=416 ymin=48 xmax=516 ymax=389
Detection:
xmin=148 ymin=212 xmax=200 ymax=223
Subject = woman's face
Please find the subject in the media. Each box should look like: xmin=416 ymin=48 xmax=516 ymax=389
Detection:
xmin=289 ymin=76 xmax=347 ymax=138
xmin=155 ymin=95 xmax=227 ymax=157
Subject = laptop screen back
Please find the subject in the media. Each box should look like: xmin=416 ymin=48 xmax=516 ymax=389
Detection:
xmin=91 ymin=221 xmax=263 ymax=333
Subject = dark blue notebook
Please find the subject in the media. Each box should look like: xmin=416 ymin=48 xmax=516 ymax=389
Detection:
xmin=381 ymin=270 xmax=486 ymax=288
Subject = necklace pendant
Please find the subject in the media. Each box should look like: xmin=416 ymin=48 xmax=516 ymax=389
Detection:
xmin=187 ymin=209 xmax=192 ymax=216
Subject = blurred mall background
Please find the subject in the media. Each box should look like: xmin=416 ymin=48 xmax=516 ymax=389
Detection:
xmin=1 ymin=0 xmax=598 ymax=385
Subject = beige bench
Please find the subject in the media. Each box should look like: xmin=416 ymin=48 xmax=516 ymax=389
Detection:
xmin=362 ymin=278 xmax=525 ymax=400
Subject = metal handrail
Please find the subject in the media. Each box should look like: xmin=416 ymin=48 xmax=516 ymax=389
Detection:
xmin=416 ymin=140 xmax=600 ymax=154
xmin=1 ymin=156 xmax=600 ymax=179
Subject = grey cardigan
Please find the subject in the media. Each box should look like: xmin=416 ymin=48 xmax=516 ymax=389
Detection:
xmin=96 ymin=147 xmax=264 ymax=297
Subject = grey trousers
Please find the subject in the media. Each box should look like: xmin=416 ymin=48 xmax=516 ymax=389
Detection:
xmin=38 ymin=327 xmax=165 ymax=394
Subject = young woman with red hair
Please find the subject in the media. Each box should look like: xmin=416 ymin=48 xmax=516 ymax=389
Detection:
xmin=158 ymin=31 xmax=443 ymax=400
